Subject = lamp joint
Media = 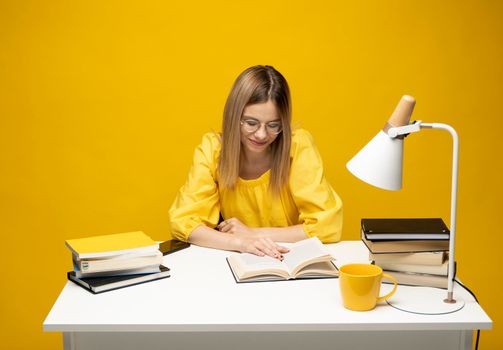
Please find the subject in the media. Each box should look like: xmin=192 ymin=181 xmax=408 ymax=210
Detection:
xmin=444 ymin=292 xmax=457 ymax=304
xmin=387 ymin=120 xmax=422 ymax=138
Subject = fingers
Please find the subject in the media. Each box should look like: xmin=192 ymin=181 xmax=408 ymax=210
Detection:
xmin=249 ymin=246 xmax=266 ymax=257
xmin=217 ymin=218 xmax=237 ymax=232
xmin=219 ymin=223 xmax=236 ymax=233
xmin=254 ymin=238 xmax=285 ymax=260
xmin=277 ymin=245 xmax=290 ymax=253
xmin=219 ymin=219 xmax=290 ymax=260
xmin=217 ymin=220 xmax=230 ymax=232
xmin=218 ymin=222 xmax=231 ymax=232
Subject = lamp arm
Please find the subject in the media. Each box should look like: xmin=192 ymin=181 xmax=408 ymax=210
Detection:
xmin=421 ymin=123 xmax=459 ymax=303
xmin=387 ymin=120 xmax=422 ymax=138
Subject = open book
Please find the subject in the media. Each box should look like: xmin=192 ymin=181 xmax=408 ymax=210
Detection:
xmin=227 ymin=237 xmax=338 ymax=282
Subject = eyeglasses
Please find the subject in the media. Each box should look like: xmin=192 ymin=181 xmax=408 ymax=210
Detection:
xmin=240 ymin=118 xmax=283 ymax=135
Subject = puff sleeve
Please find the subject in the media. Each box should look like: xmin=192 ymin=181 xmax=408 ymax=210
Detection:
xmin=289 ymin=129 xmax=343 ymax=243
xmin=168 ymin=133 xmax=221 ymax=242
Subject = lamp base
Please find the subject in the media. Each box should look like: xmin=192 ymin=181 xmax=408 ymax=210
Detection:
xmin=386 ymin=286 xmax=465 ymax=315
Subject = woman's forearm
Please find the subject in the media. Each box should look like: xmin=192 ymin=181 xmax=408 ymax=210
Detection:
xmin=188 ymin=225 xmax=243 ymax=252
xmin=188 ymin=224 xmax=290 ymax=258
xmin=253 ymin=224 xmax=307 ymax=243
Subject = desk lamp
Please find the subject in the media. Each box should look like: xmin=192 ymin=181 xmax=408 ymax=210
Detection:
xmin=346 ymin=95 xmax=465 ymax=314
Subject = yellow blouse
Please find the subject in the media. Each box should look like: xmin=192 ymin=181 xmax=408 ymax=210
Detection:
xmin=168 ymin=129 xmax=343 ymax=243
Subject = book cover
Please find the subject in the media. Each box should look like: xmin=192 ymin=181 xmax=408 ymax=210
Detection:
xmin=362 ymin=218 xmax=450 ymax=241
xmin=65 ymin=231 xmax=159 ymax=259
xmin=68 ymin=265 xmax=170 ymax=294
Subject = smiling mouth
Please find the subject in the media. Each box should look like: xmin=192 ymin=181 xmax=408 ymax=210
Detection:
xmin=248 ymin=138 xmax=267 ymax=147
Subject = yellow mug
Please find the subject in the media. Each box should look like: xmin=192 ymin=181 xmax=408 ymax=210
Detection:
xmin=339 ymin=263 xmax=397 ymax=311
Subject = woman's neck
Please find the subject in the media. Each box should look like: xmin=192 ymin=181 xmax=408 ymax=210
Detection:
xmin=240 ymin=148 xmax=272 ymax=179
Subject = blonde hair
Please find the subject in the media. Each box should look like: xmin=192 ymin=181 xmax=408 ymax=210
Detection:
xmin=218 ymin=65 xmax=292 ymax=195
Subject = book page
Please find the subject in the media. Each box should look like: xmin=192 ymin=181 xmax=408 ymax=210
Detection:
xmin=228 ymin=253 xmax=289 ymax=280
xmin=294 ymin=261 xmax=338 ymax=278
xmin=239 ymin=253 xmax=286 ymax=268
xmin=282 ymin=237 xmax=331 ymax=275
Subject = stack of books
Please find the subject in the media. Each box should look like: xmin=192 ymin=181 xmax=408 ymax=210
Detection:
xmin=65 ymin=231 xmax=170 ymax=293
xmin=361 ymin=218 xmax=451 ymax=288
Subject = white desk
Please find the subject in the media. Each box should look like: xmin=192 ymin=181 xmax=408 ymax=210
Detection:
xmin=44 ymin=241 xmax=492 ymax=350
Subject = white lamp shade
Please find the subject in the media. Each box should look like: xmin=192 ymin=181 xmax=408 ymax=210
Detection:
xmin=346 ymin=130 xmax=404 ymax=191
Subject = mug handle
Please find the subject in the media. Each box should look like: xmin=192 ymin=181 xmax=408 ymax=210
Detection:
xmin=377 ymin=273 xmax=398 ymax=302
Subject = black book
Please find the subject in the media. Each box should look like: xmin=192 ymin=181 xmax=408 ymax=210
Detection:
xmin=68 ymin=265 xmax=170 ymax=294
xmin=362 ymin=218 xmax=450 ymax=241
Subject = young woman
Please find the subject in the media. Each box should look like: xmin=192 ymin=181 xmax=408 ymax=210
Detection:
xmin=169 ymin=65 xmax=342 ymax=259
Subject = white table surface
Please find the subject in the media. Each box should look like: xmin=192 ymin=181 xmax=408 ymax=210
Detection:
xmin=43 ymin=241 xmax=492 ymax=332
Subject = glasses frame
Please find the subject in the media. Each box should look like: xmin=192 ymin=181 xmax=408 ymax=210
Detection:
xmin=240 ymin=118 xmax=283 ymax=135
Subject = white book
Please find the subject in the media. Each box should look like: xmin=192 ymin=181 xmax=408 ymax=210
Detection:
xmin=377 ymin=260 xmax=449 ymax=276
xmin=370 ymin=251 xmax=446 ymax=266
xmin=382 ymin=270 xmax=449 ymax=289
xmin=73 ymin=251 xmax=163 ymax=273
xmin=73 ymin=264 xmax=161 ymax=279
xmin=227 ymin=237 xmax=338 ymax=282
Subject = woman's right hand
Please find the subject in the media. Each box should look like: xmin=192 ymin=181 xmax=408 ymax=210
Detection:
xmin=237 ymin=236 xmax=289 ymax=260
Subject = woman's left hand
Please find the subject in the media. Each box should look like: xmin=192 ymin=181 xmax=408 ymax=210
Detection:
xmin=217 ymin=218 xmax=289 ymax=259
xmin=217 ymin=217 xmax=256 ymax=236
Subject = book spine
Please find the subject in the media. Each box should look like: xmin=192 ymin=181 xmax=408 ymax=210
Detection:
xmin=76 ymin=253 xmax=162 ymax=272
xmin=382 ymin=270 xmax=448 ymax=289
xmin=75 ymin=245 xmax=160 ymax=259
xmin=376 ymin=262 xmax=448 ymax=276
xmin=362 ymin=232 xmax=449 ymax=253
xmin=370 ymin=252 xmax=446 ymax=266
xmin=75 ymin=265 xmax=161 ymax=278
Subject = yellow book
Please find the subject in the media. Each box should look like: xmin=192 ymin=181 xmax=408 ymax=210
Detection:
xmin=65 ymin=231 xmax=159 ymax=259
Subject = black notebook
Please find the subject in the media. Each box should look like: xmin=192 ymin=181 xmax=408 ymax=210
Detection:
xmin=362 ymin=218 xmax=450 ymax=241
xmin=68 ymin=265 xmax=170 ymax=294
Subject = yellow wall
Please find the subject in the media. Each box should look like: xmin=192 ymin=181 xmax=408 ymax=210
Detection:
xmin=0 ymin=0 xmax=501 ymax=348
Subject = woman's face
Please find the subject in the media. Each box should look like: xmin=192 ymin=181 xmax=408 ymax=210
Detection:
xmin=240 ymin=100 xmax=281 ymax=157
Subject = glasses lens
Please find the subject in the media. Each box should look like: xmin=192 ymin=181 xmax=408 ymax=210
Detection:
xmin=266 ymin=122 xmax=282 ymax=134
xmin=241 ymin=120 xmax=259 ymax=133
xmin=241 ymin=120 xmax=282 ymax=134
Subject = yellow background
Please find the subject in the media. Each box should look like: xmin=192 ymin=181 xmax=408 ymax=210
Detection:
xmin=0 ymin=0 xmax=501 ymax=348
